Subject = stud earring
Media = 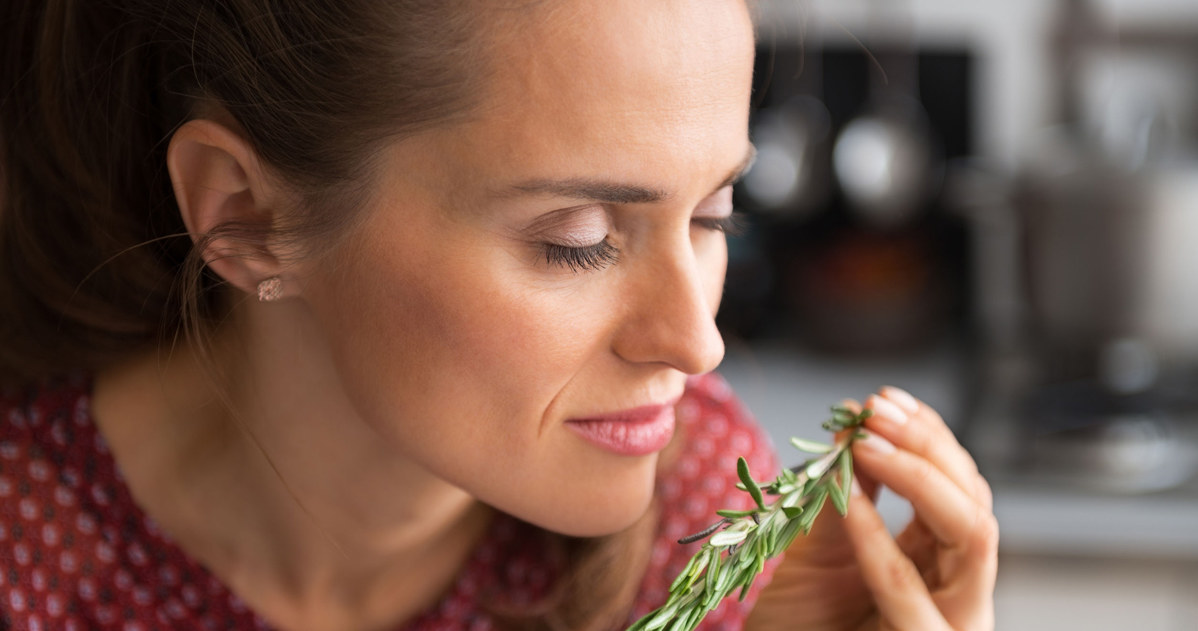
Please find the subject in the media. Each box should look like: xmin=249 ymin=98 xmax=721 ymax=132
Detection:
xmin=257 ymin=276 xmax=283 ymax=302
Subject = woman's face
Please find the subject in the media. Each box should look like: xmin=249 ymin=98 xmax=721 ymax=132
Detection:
xmin=299 ymin=0 xmax=756 ymax=536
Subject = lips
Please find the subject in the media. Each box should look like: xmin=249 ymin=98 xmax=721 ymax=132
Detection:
xmin=565 ymin=402 xmax=677 ymax=456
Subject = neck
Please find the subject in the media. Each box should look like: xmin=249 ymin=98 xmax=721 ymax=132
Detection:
xmin=93 ymin=299 xmax=491 ymax=630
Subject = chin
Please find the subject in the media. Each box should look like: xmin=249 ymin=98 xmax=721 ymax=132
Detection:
xmin=550 ymin=494 xmax=655 ymax=538
xmin=515 ymin=473 xmax=658 ymax=538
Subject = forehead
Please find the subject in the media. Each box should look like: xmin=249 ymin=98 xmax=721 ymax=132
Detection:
xmin=435 ymin=0 xmax=756 ymax=187
xmin=498 ymin=0 xmax=754 ymax=98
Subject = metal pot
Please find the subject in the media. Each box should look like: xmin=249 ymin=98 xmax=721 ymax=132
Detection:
xmin=1019 ymin=144 xmax=1198 ymax=364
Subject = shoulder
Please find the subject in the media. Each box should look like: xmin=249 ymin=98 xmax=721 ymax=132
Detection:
xmin=0 ymin=375 xmax=256 ymax=629
xmin=628 ymin=372 xmax=781 ymax=629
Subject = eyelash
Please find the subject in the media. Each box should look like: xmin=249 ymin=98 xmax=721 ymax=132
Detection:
xmin=541 ymin=210 xmax=745 ymax=273
xmin=542 ymin=240 xmax=620 ymax=273
xmin=693 ymin=211 xmax=746 ymax=237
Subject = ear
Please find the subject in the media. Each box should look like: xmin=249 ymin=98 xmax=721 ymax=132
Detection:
xmin=166 ymin=119 xmax=287 ymax=298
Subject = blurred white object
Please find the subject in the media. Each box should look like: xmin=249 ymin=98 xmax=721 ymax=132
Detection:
xmin=1133 ymin=163 xmax=1198 ymax=357
xmin=830 ymin=0 xmax=940 ymax=227
xmin=833 ymin=99 xmax=937 ymax=226
xmin=744 ymin=96 xmax=832 ymax=217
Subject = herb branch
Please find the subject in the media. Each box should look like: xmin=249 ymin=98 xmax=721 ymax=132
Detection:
xmin=627 ymin=405 xmax=872 ymax=631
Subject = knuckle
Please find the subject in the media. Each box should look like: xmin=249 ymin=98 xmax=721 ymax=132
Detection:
xmin=908 ymin=458 xmax=937 ymax=488
xmin=881 ymin=556 xmax=924 ymax=593
xmin=968 ymin=509 xmax=1000 ymax=555
xmin=920 ymin=404 xmax=946 ymax=428
xmin=974 ymin=475 xmax=994 ymax=509
xmin=967 ymin=451 xmax=982 ymax=477
xmin=907 ymin=427 xmax=934 ymax=458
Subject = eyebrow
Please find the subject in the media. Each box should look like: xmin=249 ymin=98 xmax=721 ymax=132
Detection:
xmin=498 ymin=145 xmax=757 ymax=204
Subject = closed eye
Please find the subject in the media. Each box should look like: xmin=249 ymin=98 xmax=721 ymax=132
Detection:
xmin=541 ymin=240 xmax=620 ymax=273
xmin=693 ymin=211 xmax=746 ymax=237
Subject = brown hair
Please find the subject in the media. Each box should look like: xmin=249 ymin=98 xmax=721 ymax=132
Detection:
xmin=0 ymin=1 xmax=492 ymax=382
xmin=0 ymin=1 xmax=659 ymax=627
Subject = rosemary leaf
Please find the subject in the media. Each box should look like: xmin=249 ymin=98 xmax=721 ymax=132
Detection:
xmin=715 ymin=508 xmax=758 ymax=519
xmin=705 ymin=547 xmax=721 ymax=595
xmin=669 ymin=555 xmax=697 ymax=593
xmin=798 ymin=485 xmax=829 ymax=533
xmin=829 ymin=476 xmax=849 ymax=517
xmin=629 ymin=405 xmax=871 ymax=630
xmin=685 ymin=552 xmax=711 ymax=591
xmin=737 ymin=457 xmax=765 ymax=510
xmin=709 ymin=529 xmax=749 ymax=547
xmin=789 ymin=436 xmax=833 ymax=454
xmin=835 ymin=449 xmax=854 ymax=516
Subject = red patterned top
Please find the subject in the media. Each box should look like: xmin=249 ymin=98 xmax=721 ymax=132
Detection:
xmin=0 ymin=373 xmax=779 ymax=630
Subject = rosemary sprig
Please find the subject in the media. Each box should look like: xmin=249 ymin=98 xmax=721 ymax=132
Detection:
xmin=627 ymin=405 xmax=872 ymax=631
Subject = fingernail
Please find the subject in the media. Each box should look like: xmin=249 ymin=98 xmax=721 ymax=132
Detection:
xmin=881 ymin=385 xmax=919 ymax=414
xmin=857 ymin=430 xmax=896 ymax=454
xmin=850 ymin=476 xmax=864 ymax=497
xmin=868 ymin=394 xmax=908 ymax=425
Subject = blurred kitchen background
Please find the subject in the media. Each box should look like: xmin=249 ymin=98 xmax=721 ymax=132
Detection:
xmin=721 ymin=0 xmax=1198 ymax=628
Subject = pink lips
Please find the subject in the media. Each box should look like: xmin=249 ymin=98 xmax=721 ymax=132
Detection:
xmin=565 ymin=402 xmax=677 ymax=456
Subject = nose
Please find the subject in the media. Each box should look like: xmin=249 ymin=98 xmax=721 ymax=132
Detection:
xmin=612 ymin=240 xmax=726 ymax=375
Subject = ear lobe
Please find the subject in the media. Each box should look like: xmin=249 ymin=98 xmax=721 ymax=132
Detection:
xmin=167 ymin=119 xmax=282 ymax=297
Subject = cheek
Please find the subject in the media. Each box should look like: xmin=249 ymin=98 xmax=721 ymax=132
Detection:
xmin=306 ymin=222 xmax=606 ymax=461
xmin=330 ymin=255 xmax=570 ymax=425
xmin=315 ymin=248 xmax=655 ymax=535
xmin=300 ymin=209 xmax=703 ymax=536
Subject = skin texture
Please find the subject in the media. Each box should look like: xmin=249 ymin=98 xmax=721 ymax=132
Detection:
xmin=290 ymin=0 xmax=755 ymax=539
xmin=97 ymin=1 xmax=757 ymax=629
xmin=92 ymin=1 xmax=997 ymax=629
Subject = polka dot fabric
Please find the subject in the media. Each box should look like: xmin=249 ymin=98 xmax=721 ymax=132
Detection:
xmin=0 ymin=375 xmax=269 ymax=631
xmin=1 ymin=373 xmax=779 ymax=630
xmin=626 ymin=372 xmax=781 ymax=630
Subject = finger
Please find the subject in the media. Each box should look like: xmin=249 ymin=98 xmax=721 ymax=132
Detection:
xmin=896 ymin=519 xmax=939 ymax=586
xmin=853 ymin=433 xmax=1000 ymax=595
xmin=863 ymin=391 xmax=990 ymax=510
xmin=972 ymin=473 xmax=995 ymax=512
xmin=842 ymin=481 xmax=950 ymax=630
xmin=853 ymin=432 xmax=993 ymax=549
xmin=874 ymin=385 xmax=950 ymax=441
xmin=866 ymin=387 xmax=957 ymax=450
xmin=896 ymin=518 xmax=935 ymax=562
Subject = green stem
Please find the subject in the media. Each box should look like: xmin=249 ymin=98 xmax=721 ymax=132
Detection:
xmin=626 ymin=406 xmax=870 ymax=631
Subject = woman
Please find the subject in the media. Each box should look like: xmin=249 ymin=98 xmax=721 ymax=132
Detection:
xmin=0 ymin=0 xmax=997 ymax=629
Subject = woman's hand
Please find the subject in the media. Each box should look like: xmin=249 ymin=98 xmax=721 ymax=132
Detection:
xmin=745 ymin=386 xmax=997 ymax=631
